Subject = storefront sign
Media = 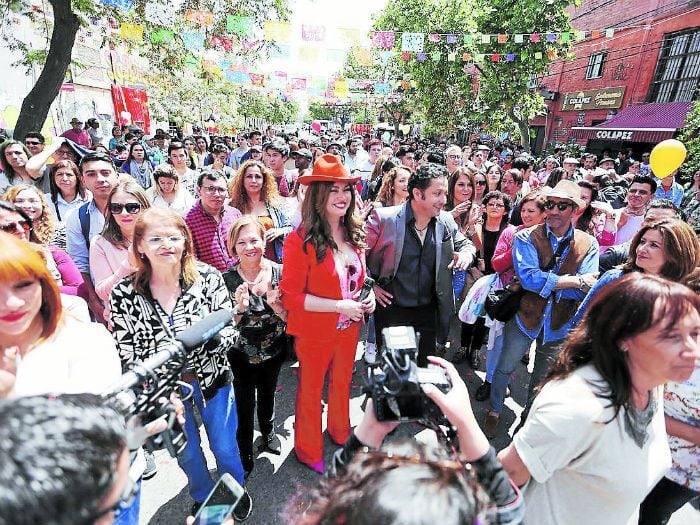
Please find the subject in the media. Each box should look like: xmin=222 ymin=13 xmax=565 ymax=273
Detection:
xmin=595 ymin=129 xmax=634 ymax=140
xmin=561 ymin=87 xmax=625 ymax=111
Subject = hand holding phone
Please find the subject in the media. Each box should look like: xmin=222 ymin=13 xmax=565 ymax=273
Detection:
xmin=192 ymin=474 xmax=244 ymax=525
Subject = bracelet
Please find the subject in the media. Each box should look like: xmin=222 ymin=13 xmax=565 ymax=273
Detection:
xmin=577 ymin=275 xmax=585 ymax=290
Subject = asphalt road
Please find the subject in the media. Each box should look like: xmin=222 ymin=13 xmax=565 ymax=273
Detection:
xmin=140 ymin=338 xmax=699 ymax=525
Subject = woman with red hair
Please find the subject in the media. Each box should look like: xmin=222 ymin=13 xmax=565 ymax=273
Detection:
xmin=0 ymin=231 xmax=120 ymax=397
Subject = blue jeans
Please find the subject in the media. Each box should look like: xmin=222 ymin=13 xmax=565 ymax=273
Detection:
xmin=114 ymin=479 xmax=141 ymax=525
xmin=489 ymin=319 xmax=562 ymax=414
xmin=484 ymin=328 xmax=504 ymax=383
xmin=179 ymin=381 xmax=245 ymax=502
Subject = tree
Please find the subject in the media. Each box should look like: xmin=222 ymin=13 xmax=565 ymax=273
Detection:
xmin=374 ymin=0 xmax=577 ymax=150
xmin=307 ymin=101 xmax=337 ymax=122
xmin=678 ymin=100 xmax=700 ymax=182
xmin=1 ymin=0 xmax=288 ymax=139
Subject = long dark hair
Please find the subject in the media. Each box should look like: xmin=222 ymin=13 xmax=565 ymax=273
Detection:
xmin=574 ymin=180 xmax=597 ymax=234
xmin=542 ymin=274 xmax=700 ymax=419
xmin=300 ymin=181 xmax=365 ymax=262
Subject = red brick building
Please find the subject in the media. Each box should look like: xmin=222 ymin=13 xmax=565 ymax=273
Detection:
xmin=531 ymin=0 xmax=699 ymax=155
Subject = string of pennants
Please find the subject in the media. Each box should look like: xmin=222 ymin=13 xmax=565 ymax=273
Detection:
xmin=99 ymin=0 xmax=620 ymax=65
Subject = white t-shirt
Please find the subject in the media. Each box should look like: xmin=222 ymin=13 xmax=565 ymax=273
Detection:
xmin=614 ymin=213 xmax=644 ymax=245
xmin=13 ymin=316 xmax=122 ymax=396
xmin=514 ymin=364 xmax=670 ymax=525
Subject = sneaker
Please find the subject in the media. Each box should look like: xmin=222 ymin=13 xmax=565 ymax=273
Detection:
xmin=482 ymin=411 xmax=500 ymax=439
xmin=262 ymin=432 xmax=281 ymax=455
xmin=475 ymin=381 xmax=491 ymax=402
xmin=142 ymin=450 xmax=158 ymax=480
xmin=364 ymin=342 xmax=377 ymax=365
xmin=233 ymin=489 xmax=253 ymax=522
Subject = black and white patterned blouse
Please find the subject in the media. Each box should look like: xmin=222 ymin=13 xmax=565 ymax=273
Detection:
xmin=109 ymin=262 xmax=236 ymax=399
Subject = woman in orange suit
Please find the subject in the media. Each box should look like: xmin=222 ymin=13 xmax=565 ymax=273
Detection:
xmin=281 ymin=154 xmax=375 ymax=473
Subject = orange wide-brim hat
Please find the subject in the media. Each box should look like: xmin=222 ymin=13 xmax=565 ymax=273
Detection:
xmin=297 ymin=154 xmax=361 ymax=184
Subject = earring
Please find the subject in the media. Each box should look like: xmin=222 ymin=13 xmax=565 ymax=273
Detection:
xmin=139 ymin=253 xmax=145 ymax=259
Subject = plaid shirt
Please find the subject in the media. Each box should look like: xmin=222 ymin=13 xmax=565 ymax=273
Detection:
xmin=185 ymin=200 xmax=241 ymax=272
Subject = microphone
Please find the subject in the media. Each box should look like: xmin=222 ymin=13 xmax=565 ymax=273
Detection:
xmin=105 ymin=309 xmax=234 ymax=395
xmin=176 ymin=309 xmax=233 ymax=350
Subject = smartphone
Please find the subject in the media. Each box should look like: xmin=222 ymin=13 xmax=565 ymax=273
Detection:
xmin=192 ymin=474 xmax=245 ymax=525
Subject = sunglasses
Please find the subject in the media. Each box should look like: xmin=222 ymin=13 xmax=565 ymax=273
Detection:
xmin=0 ymin=220 xmax=31 ymax=234
xmin=25 ymin=141 xmax=42 ymax=146
xmin=475 ymin=180 xmax=487 ymax=186
xmin=544 ymin=201 xmax=574 ymax=211
xmin=108 ymin=202 xmax=142 ymax=214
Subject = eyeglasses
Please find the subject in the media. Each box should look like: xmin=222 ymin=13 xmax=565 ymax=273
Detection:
xmin=447 ymin=154 xmax=461 ymax=160
xmin=0 ymin=220 xmax=31 ymax=234
xmin=475 ymin=180 xmax=487 ymax=186
xmin=202 ymin=186 xmax=228 ymax=195
xmin=628 ymin=189 xmax=650 ymax=196
xmin=108 ymin=203 xmax=142 ymax=214
xmin=144 ymin=235 xmax=185 ymax=246
xmin=544 ymin=201 xmax=574 ymax=211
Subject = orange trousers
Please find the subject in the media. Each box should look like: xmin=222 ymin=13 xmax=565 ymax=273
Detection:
xmin=293 ymin=326 xmax=359 ymax=464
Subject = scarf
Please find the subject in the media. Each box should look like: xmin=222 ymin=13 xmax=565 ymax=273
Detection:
xmin=129 ymin=159 xmax=153 ymax=189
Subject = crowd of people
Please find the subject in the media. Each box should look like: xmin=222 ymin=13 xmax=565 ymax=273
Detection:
xmin=0 ymin=119 xmax=698 ymax=525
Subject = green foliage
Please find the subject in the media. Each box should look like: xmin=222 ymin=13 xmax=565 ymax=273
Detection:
xmin=0 ymin=0 xmax=289 ymax=131
xmin=374 ymin=0 xmax=578 ymax=148
xmin=678 ymin=100 xmax=700 ymax=182
xmin=307 ymin=101 xmax=336 ymax=122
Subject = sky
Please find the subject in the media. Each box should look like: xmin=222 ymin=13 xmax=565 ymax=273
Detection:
xmin=261 ymin=0 xmax=388 ymax=80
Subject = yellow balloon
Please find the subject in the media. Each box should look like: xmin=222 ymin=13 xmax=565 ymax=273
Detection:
xmin=649 ymin=139 xmax=687 ymax=178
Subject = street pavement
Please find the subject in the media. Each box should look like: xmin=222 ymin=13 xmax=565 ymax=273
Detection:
xmin=140 ymin=340 xmax=699 ymax=524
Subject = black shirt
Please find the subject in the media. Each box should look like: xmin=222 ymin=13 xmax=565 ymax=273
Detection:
xmin=391 ymin=204 xmax=437 ymax=308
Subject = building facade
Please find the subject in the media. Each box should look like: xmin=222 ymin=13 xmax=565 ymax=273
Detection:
xmin=531 ymin=0 xmax=699 ymax=155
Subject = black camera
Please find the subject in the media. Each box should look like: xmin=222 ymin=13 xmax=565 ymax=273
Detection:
xmin=365 ymin=326 xmax=451 ymax=422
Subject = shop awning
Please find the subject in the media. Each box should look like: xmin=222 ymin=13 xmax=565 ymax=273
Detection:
xmin=569 ymin=102 xmax=693 ymax=143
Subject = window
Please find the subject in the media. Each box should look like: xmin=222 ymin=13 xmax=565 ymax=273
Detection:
xmin=585 ymin=52 xmax=606 ymax=79
xmin=649 ymin=27 xmax=700 ymax=103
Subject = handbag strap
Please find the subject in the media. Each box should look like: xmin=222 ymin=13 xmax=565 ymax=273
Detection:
xmin=543 ymin=236 xmax=572 ymax=273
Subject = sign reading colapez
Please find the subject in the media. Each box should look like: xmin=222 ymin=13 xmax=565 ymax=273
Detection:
xmin=595 ymin=130 xmax=634 ymax=140
xmin=561 ymin=87 xmax=626 ymax=111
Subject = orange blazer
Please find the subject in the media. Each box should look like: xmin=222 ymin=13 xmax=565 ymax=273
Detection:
xmin=280 ymin=229 xmax=366 ymax=339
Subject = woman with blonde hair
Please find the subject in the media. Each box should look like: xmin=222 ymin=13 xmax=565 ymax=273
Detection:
xmin=3 ymin=184 xmax=57 ymax=246
xmin=146 ymin=164 xmax=194 ymax=215
xmin=375 ymin=165 xmax=412 ymax=208
xmin=109 ymin=207 xmax=251 ymax=519
xmin=223 ymin=216 xmax=288 ymax=477
xmin=89 ymin=180 xmax=150 ymax=322
xmin=229 ymin=159 xmax=291 ymax=263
